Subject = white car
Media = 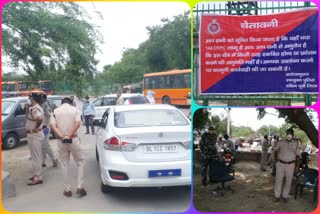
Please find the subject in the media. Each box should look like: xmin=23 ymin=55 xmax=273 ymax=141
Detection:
xmin=95 ymin=104 xmax=191 ymax=193
xmin=93 ymin=93 xmax=148 ymax=124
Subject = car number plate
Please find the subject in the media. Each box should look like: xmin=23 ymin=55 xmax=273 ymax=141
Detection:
xmin=143 ymin=144 xmax=177 ymax=153
xmin=148 ymin=169 xmax=181 ymax=177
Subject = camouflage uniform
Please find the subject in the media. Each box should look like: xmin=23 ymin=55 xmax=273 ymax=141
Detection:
xmin=200 ymin=132 xmax=218 ymax=185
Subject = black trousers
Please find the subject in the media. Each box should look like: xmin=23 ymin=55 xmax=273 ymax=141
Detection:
xmin=84 ymin=115 xmax=95 ymax=133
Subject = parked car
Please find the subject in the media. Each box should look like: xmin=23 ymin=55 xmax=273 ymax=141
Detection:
xmin=95 ymin=104 xmax=191 ymax=193
xmin=122 ymin=93 xmax=148 ymax=105
xmin=2 ymin=97 xmax=28 ymax=149
xmin=47 ymin=95 xmax=64 ymax=111
xmin=1 ymin=95 xmax=64 ymax=149
xmin=92 ymin=93 xmax=148 ymax=125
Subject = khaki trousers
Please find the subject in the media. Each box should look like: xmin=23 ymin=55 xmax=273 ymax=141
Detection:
xmin=260 ymin=151 xmax=268 ymax=170
xmin=27 ymin=133 xmax=45 ymax=180
xmin=274 ymin=161 xmax=295 ymax=198
xmin=58 ymin=138 xmax=85 ymax=191
xmin=42 ymin=128 xmax=56 ymax=164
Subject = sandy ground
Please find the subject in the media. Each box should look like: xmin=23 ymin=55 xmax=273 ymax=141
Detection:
xmin=193 ymin=161 xmax=318 ymax=212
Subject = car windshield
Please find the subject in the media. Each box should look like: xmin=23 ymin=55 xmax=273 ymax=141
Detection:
xmin=114 ymin=109 xmax=189 ymax=128
xmin=48 ymin=98 xmax=62 ymax=110
xmin=2 ymin=101 xmax=16 ymax=115
xmin=103 ymin=97 xmax=117 ymax=106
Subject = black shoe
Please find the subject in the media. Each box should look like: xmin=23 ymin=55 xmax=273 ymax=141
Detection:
xmin=42 ymin=164 xmax=46 ymax=167
xmin=274 ymin=197 xmax=280 ymax=203
xmin=76 ymin=188 xmax=87 ymax=198
xmin=84 ymin=132 xmax=89 ymax=135
xmin=283 ymin=197 xmax=288 ymax=203
xmin=201 ymin=181 xmax=207 ymax=187
xmin=64 ymin=191 xmax=72 ymax=197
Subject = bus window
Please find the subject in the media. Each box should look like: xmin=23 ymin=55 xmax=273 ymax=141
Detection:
xmin=158 ymin=76 xmax=165 ymax=89
xmin=145 ymin=77 xmax=151 ymax=89
xmin=19 ymin=83 xmax=27 ymax=90
xmin=184 ymin=74 xmax=190 ymax=88
xmin=151 ymin=77 xmax=157 ymax=89
xmin=165 ymin=75 xmax=170 ymax=88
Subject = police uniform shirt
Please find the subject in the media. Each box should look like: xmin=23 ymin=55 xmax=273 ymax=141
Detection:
xmin=261 ymin=139 xmax=269 ymax=152
xmin=26 ymin=104 xmax=44 ymax=132
xmin=50 ymin=103 xmax=81 ymax=136
xmin=274 ymin=139 xmax=300 ymax=162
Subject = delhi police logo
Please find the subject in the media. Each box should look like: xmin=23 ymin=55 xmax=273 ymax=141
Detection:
xmin=208 ymin=20 xmax=220 ymax=34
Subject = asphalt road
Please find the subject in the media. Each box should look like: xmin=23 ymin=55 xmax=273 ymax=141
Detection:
xmin=1 ymin=108 xmax=191 ymax=212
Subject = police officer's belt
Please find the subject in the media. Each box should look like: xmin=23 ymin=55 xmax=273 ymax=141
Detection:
xmin=279 ymin=159 xmax=295 ymax=164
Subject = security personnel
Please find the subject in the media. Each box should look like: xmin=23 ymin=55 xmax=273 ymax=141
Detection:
xmin=199 ymin=125 xmax=218 ymax=186
xmin=50 ymin=97 xmax=87 ymax=197
xmin=40 ymin=93 xmax=58 ymax=167
xmin=260 ymin=135 xmax=269 ymax=171
xmin=26 ymin=93 xmax=45 ymax=185
xmin=82 ymin=95 xmax=95 ymax=135
xmin=274 ymin=128 xmax=300 ymax=203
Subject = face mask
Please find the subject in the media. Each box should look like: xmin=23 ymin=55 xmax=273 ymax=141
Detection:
xmin=286 ymin=134 xmax=293 ymax=141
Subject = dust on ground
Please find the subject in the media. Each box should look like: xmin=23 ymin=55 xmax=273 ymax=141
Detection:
xmin=193 ymin=161 xmax=318 ymax=212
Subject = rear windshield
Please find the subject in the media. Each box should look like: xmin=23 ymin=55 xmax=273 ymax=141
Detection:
xmin=124 ymin=96 xmax=148 ymax=104
xmin=2 ymin=101 xmax=16 ymax=115
xmin=114 ymin=109 xmax=189 ymax=128
xmin=103 ymin=97 xmax=117 ymax=106
xmin=48 ymin=98 xmax=62 ymax=110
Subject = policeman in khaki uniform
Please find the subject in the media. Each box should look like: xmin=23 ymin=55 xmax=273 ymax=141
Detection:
xmin=40 ymin=93 xmax=58 ymax=167
xmin=50 ymin=97 xmax=87 ymax=197
xmin=26 ymin=93 xmax=45 ymax=185
xmin=274 ymin=128 xmax=300 ymax=203
xmin=260 ymin=135 xmax=269 ymax=171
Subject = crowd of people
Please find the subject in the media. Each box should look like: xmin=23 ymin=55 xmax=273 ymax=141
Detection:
xmin=198 ymin=126 xmax=312 ymax=203
xmin=25 ymin=92 xmax=87 ymax=198
xmin=23 ymin=88 xmax=173 ymax=198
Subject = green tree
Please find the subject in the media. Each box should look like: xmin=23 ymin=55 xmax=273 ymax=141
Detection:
xmin=2 ymin=2 xmax=102 ymax=92
xmin=144 ymin=14 xmax=191 ymax=71
xmin=257 ymin=108 xmax=318 ymax=147
xmin=103 ymin=14 xmax=190 ymax=85
xmin=232 ymin=126 xmax=255 ymax=138
xmin=193 ymin=109 xmax=210 ymax=131
xmin=257 ymin=125 xmax=279 ymax=137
